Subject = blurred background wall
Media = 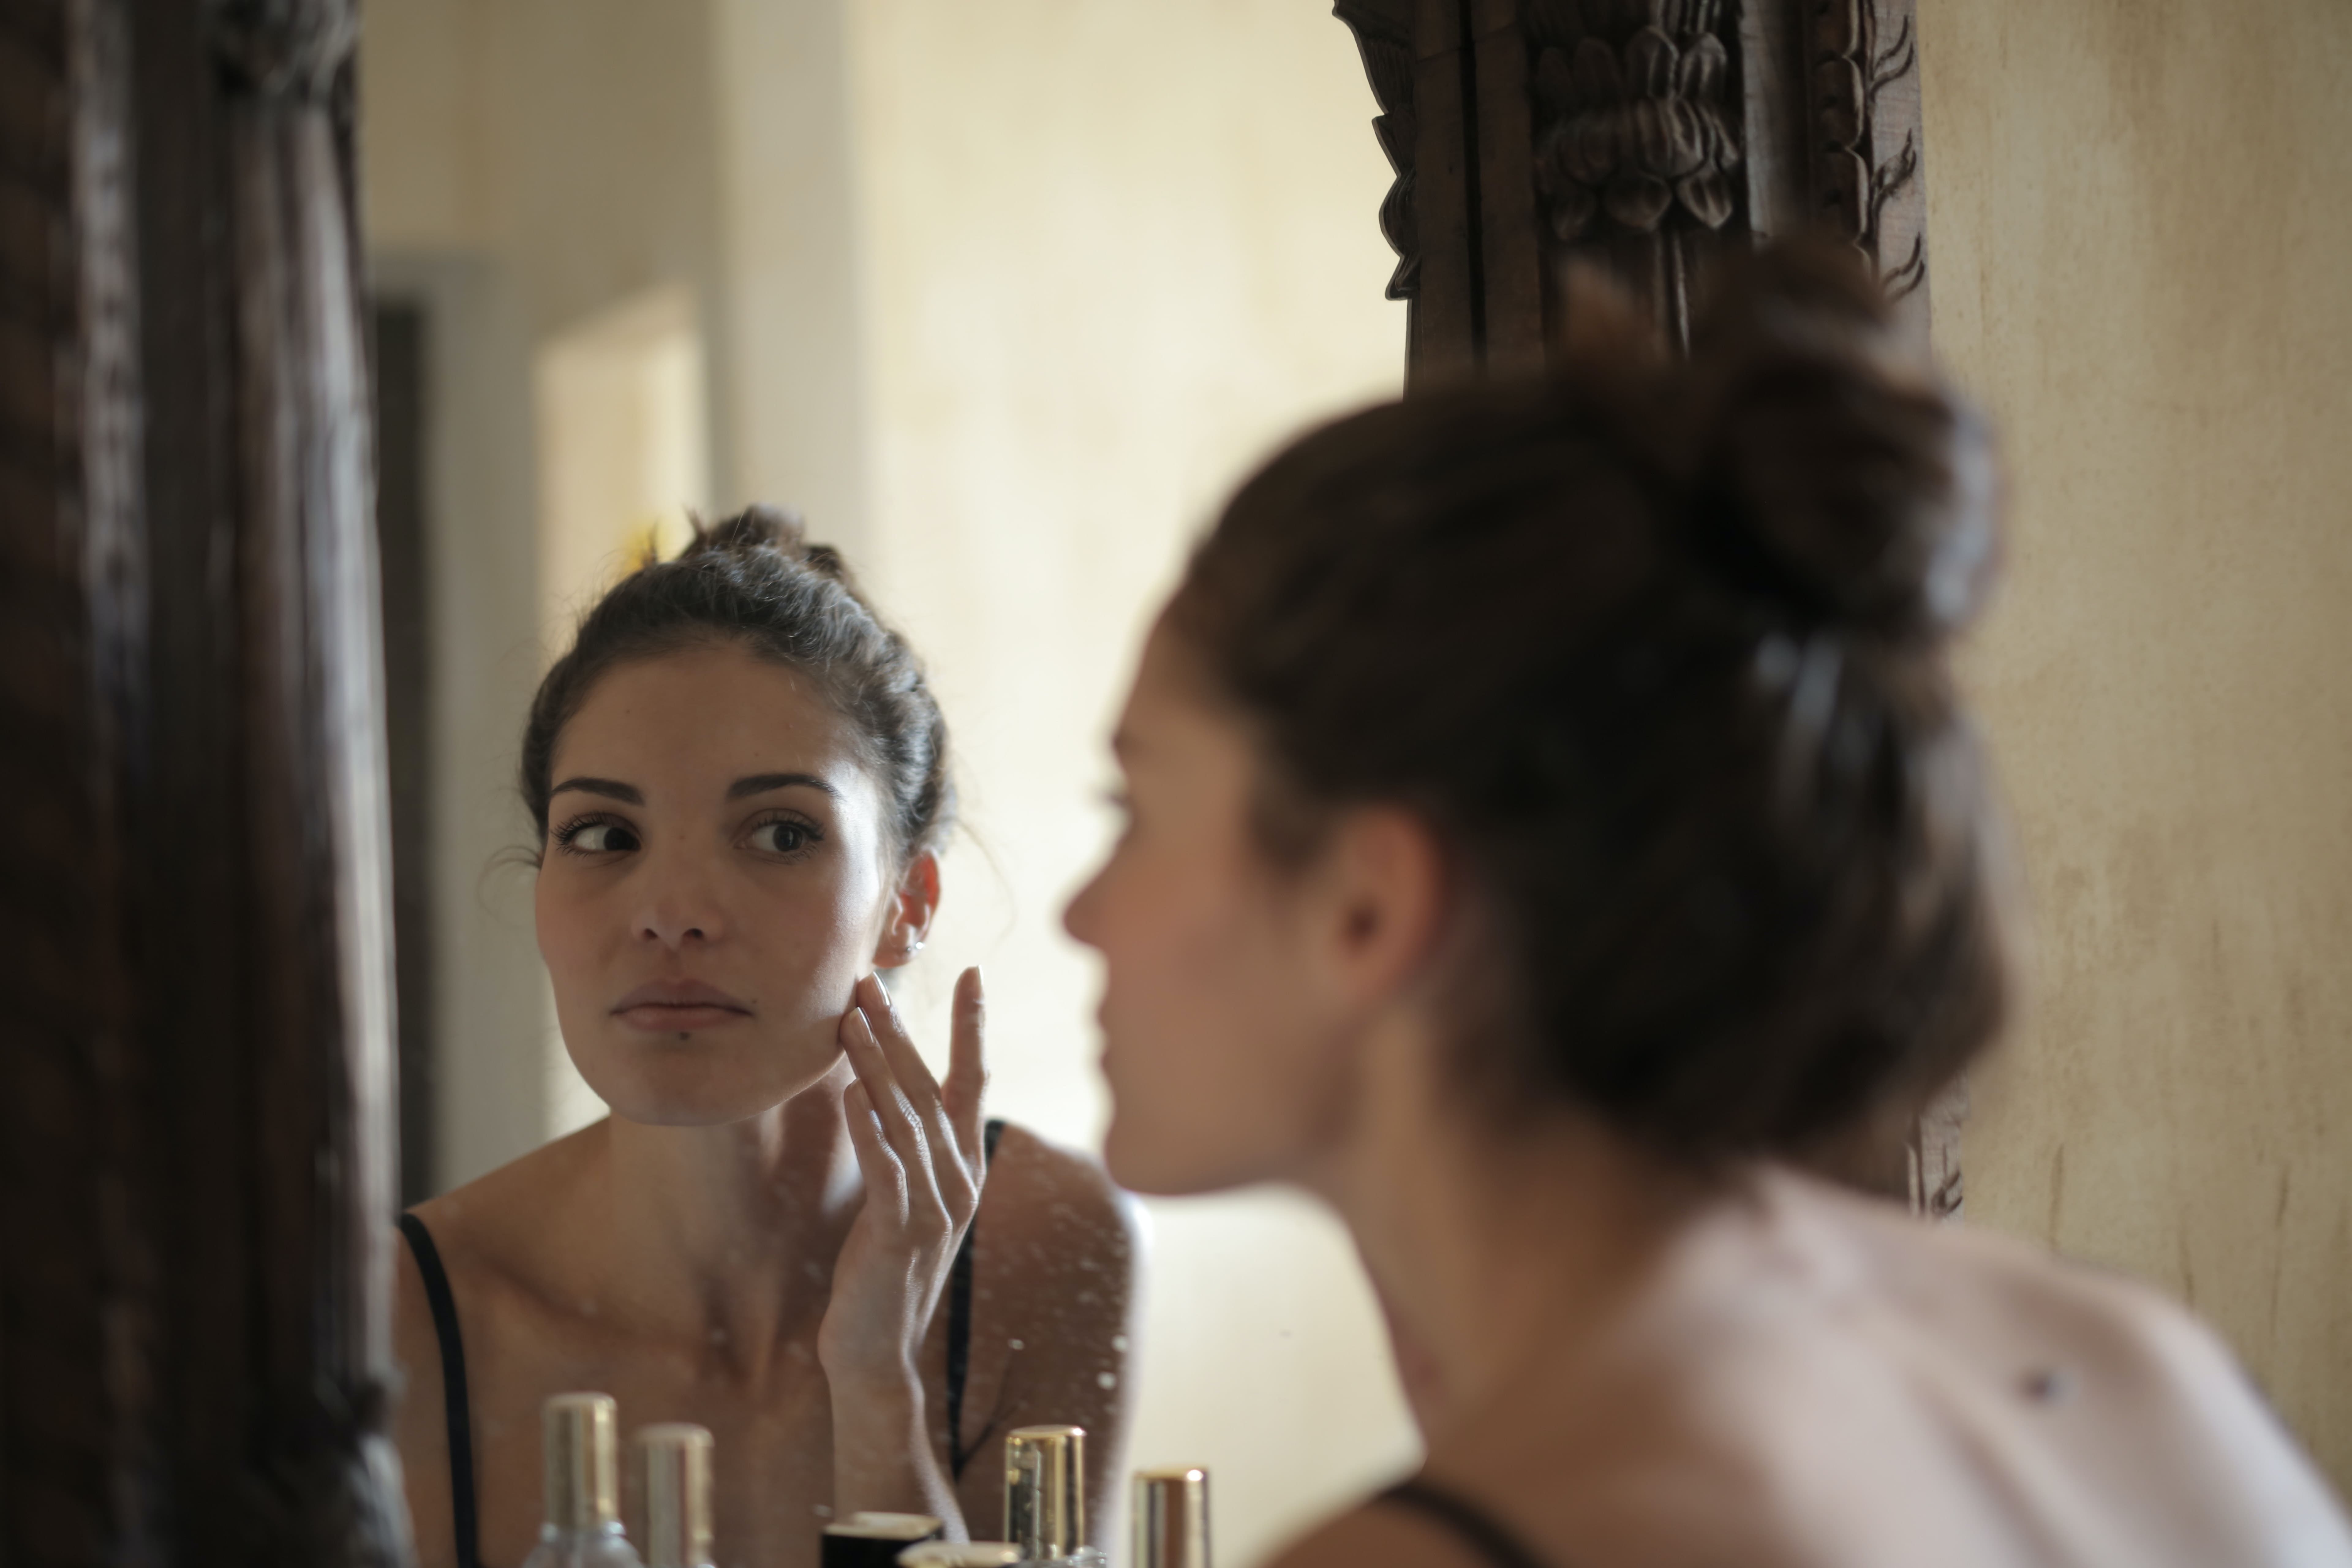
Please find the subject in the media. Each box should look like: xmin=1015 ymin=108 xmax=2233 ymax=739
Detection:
xmin=1922 ymin=0 xmax=2352 ymax=1493
xmin=361 ymin=0 xmax=2352 ymax=1560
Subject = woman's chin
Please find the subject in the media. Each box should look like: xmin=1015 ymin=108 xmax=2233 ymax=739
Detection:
xmin=571 ymin=1033 xmax=835 ymax=1129
xmin=1104 ymin=1114 xmax=1250 ymax=1198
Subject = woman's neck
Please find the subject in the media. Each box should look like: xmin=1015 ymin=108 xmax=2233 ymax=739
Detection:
xmin=1304 ymin=1012 xmax=1719 ymax=1444
xmin=581 ymin=1059 xmax=867 ymax=1376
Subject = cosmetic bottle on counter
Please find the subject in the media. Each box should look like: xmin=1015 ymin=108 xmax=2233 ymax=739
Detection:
xmin=1004 ymin=1426 xmax=1106 ymax=1568
xmin=634 ymin=1423 xmax=715 ymax=1568
xmin=821 ymin=1511 xmax=944 ymax=1568
xmin=522 ymin=1393 xmax=646 ymax=1568
xmin=1133 ymin=1468 xmax=1210 ymax=1568
xmin=897 ymin=1545 xmax=1022 ymax=1568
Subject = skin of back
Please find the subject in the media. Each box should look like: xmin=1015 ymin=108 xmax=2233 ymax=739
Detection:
xmin=1276 ymin=1177 xmax=2352 ymax=1568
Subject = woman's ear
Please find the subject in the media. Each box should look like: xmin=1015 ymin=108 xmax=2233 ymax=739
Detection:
xmin=873 ymin=848 xmax=943 ymax=969
xmin=1312 ymin=806 xmax=1450 ymax=1008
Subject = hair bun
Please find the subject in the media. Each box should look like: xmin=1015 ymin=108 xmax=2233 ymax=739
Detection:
xmin=1684 ymin=243 xmax=1999 ymax=644
xmin=682 ymin=504 xmax=856 ymax=585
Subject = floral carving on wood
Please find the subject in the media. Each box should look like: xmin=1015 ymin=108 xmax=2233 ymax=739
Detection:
xmin=1526 ymin=0 xmax=1744 ymax=243
xmin=1335 ymin=0 xmax=1421 ymax=301
xmin=1812 ymin=0 xmax=1925 ymax=298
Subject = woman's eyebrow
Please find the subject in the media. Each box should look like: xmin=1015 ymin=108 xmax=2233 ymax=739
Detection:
xmin=728 ymin=771 xmax=840 ymax=801
xmin=549 ymin=776 xmax=642 ymax=804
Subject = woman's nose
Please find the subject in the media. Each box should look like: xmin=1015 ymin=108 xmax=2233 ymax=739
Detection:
xmin=1061 ymin=871 xmax=1098 ymax=947
xmin=634 ymin=847 xmax=727 ymax=948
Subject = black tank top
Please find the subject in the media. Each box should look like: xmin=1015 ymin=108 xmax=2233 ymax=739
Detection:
xmin=398 ymin=1118 xmax=1008 ymax=1568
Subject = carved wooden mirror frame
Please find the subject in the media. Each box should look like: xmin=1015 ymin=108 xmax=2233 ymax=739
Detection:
xmin=1 ymin=0 xmax=408 ymax=1558
xmin=1334 ymin=0 xmax=1961 ymax=1214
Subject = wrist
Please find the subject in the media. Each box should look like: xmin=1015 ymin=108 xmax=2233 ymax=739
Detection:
xmin=821 ymin=1342 xmax=923 ymax=1398
xmin=827 ymin=1363 xmax=925 ymax=1442
xmin=828 ymin=1370 xmax=951 ymax=1524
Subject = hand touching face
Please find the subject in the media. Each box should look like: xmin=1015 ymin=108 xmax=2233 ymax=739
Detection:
xmin=534 ymin=643 xmax=937 ymax=1125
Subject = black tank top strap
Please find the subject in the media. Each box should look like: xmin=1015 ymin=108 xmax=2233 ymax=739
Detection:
xmin=398 ymin=1212 xmax=483 ymax=1568
xmin=947 ymin=1117 xmax=1009 ymax=1478
xmin=1378 ymin=1478 xmax=1554 ymax=1568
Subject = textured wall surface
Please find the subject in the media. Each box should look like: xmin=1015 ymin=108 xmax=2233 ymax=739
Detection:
xmin=847 ymin=5 xmax=1420 ymax=1559
xmin=1921 ymin=0 xmax=2352 ymax=1492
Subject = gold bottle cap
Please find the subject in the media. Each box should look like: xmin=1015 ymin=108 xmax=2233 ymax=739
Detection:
xmin=1004 ymin=1425 xmax=1086 ymax=1559
xmin=635 ymin=1423 xmax=714 ymax=1568
xmin=542 ymin=1392 xmax=621 ymax=1534
xmin=898 ymin=1545 xmax=1023 ymax=1568
xmin=1133 ymin=1468 xmax=1209 ymax=1568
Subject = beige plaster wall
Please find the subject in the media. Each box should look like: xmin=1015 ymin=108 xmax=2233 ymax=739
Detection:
xmin=363 ymin=0 xmax=733 ymax=1187
xmin=1920 ymin=0 xmax=2352 ymax=1490
xmin=844 ymin=4 xmax=1419 ymax=1560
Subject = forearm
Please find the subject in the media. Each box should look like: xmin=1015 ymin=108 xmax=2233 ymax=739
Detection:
xmin=831 ymin=1373 xmax=969 ymax=1539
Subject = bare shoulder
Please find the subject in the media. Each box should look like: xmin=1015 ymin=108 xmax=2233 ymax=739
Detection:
xmin=1830 ymin=1177 xmax=2271 ymax=1408
xmin=1800 ymin=1175 xmax=2352 ymax=1563
xmin=404 ymin=1121 xmax=606 ymax=1282
xmin=980 ymin=1121 xmax=1143 ymax=1283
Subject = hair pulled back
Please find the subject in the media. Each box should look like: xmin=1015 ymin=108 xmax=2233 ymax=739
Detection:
xmin=1171 ymin=244 xmax=2010 ymax=1161
xmin=520 ymin=507 xmax=952 ymax=862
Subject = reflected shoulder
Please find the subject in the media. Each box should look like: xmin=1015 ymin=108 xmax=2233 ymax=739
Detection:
xmin=402 ymin=1119 xmax=608 ymax=1281
xmin=980 ymin=1121 xmax=1144 ymax=1275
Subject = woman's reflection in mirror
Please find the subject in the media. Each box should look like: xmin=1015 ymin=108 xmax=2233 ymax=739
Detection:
xmin=1065 ymin=247 xmax=2352 ymax=1568
xmin=395 ymin=510 xmax=1139 ymax=1568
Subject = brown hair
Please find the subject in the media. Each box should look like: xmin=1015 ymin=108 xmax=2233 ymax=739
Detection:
xmin=520 ymin=507 xmax=952 ymax=861
xmin=1170 ymin=245 xmax=2010 ymax=1159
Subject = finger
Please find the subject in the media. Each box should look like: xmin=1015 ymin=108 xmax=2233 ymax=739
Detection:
xmin=943 ymin=966 xmax=989 ymax=1172
xmin=841 ymin=1003 xmax=928 ymax=1166
xmin=842 ymin=1004 xmax=947 ymax=1207
xmin=841 ymin=1080 xmax=909 ymax=1222
xmin=854 ymin=973 xmax=972 ymax=1199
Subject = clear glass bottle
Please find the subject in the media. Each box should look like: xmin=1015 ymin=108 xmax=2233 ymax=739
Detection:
xmin=1003 ymin=1426 xmax=1106 ymax=1568
xmin=521 ymin=1392 xmax=646 ymax=1568
xmin=634 ymin=1423 xmax=715 ymax=1568
xmin=1133 ymin=1468 xmax=1210 ymax=1568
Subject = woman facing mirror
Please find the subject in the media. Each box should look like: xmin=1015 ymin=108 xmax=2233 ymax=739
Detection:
xmin=394 ymin=510 xmax=1138 ymax=1568
xmin=1066 ymin=246 xmax=2352 ymax=1568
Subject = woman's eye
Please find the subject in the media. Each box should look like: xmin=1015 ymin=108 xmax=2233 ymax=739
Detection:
xmin=562 ymin=820 xmax=639 ymax=854
xmin=749 ymin=820 xmax=814 ymax=854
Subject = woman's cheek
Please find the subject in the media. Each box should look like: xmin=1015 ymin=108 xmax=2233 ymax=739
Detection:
xmin=535 ymin=876 xmax=593 ymax=975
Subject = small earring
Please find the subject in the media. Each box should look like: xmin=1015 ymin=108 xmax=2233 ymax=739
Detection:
xmin=904 ymin=938 xmax=925 ymax=957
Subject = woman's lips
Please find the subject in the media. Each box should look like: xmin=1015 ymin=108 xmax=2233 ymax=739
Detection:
xmin=612 ymin=980 xmax=752 ymax=1033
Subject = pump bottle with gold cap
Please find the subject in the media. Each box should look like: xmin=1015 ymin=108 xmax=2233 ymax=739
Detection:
xmin=1133 ymin=1469 xmax=1210 ymax=1568
xmin=523 ymin=1393 xmax=647 ymax=1567
xmin=1003 ymin=1426 xmax=1105 ymax=1568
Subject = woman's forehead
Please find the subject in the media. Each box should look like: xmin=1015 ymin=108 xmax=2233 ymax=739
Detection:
xmin=554 ymin=647 xmax=872 ymax=795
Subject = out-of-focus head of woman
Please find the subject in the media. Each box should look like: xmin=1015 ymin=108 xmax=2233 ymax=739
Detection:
xmin=1067 ymin=244 xmax=2012 ymax=1197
